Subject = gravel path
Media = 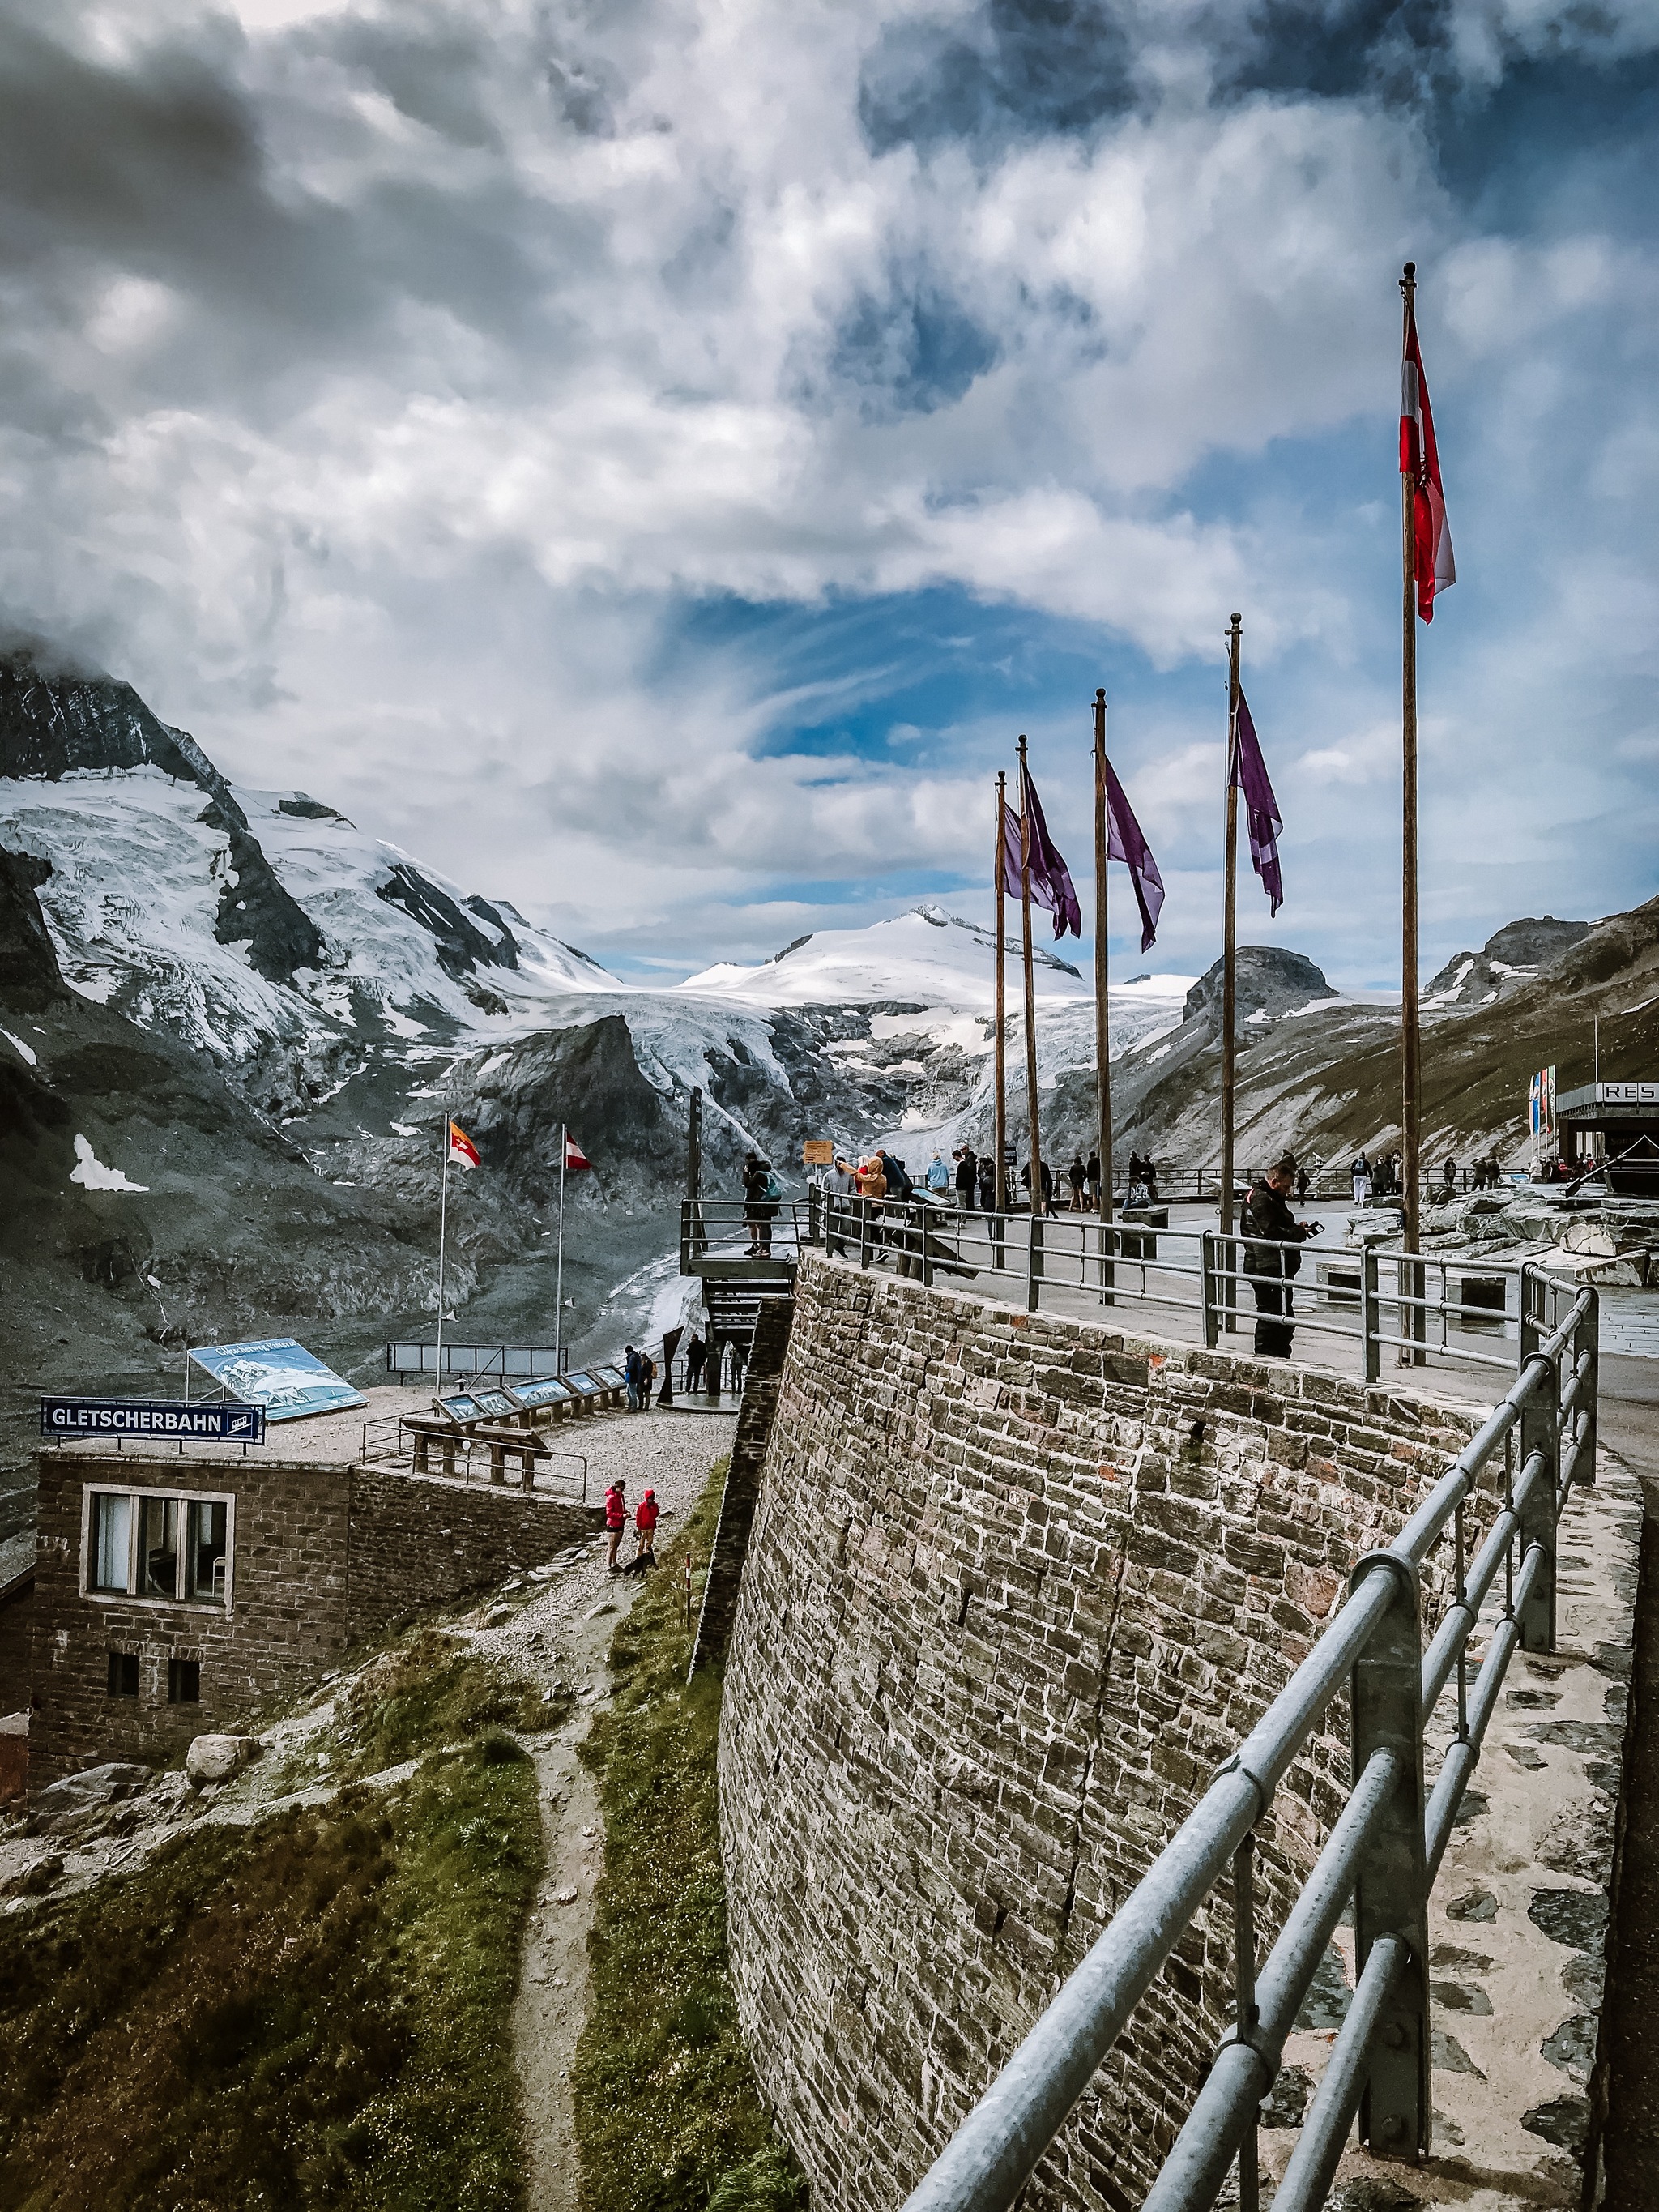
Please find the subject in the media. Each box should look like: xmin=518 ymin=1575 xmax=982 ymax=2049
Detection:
xmin=463 ymin=1407 xmax=736 ymax=2210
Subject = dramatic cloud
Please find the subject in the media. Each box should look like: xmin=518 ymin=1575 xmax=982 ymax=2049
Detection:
xmin=0 ymin=0 xmax=1654 ymax=982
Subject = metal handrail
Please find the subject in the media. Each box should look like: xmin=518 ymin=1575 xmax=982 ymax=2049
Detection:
xmin=897 ymin=1275 xmax=1598 ymax=2212
xmin=808 ymin=1191 xmax=1555 ymax=1387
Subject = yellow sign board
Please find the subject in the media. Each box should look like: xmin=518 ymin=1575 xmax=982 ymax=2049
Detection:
xmin=801 ymin=1139 xmax=834 ymax=1166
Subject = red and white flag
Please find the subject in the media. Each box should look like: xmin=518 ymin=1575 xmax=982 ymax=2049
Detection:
xmin=446 ymin=1119 xmax=480 ymax=1169
xmin=1401 ymin=295 xmax=1455 ymax=622
xmin=564 ymin=1132 xmax=591 ymax=1172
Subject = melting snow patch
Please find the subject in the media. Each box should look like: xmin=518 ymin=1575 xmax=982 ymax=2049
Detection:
xmin=1 ymin=1028 xmax=37 ymax=1065
xmin=70 ymin=1135 xmax=148 ymax=1192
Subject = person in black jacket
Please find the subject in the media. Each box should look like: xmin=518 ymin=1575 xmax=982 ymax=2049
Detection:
xmin=1242 ymin=1155 xmax=1316 ymax=1358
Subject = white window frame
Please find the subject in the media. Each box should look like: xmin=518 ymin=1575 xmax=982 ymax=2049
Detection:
xmin=79 ymin=1484 xmax=237 ymax=1614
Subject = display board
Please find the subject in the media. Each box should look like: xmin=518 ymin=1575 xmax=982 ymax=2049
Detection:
xmin=591 ymin=1365 xmax=626 ymax=1389
xmin=188 ymin=1339 xmax=366 ymax=1423
xmin=510 ymin=1377 xmax=575 ymax=1409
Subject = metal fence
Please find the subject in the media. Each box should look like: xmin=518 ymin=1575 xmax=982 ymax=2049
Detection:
xmin=384 ymin=1341 xmax=570 ymax=1380
xmin=892 ymin=1266 xmax=1598 ymax=2212
xmin=808 ymin=1192 xmax=1548 ymax=1385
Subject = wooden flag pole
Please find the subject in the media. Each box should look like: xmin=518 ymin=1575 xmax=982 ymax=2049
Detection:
xmin=1017 ymin=736 xmax=1043 ymax=1225
xmin=1092 ymin=690 xmax=1115 ymax=1305
xmin=994 ymin=768 xmax=1009 ymax=1212
xmin=435 ymin=1112 xmax=450 ymax=1383
xmin=1222 ymin=615 xmax=1242 ymax=1241
xmin=1401 ymin=262 xmax=1425 ymax=1360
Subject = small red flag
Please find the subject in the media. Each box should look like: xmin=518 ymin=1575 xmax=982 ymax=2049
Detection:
xmin=564 ymin=1133 xmax=591 ymax=1171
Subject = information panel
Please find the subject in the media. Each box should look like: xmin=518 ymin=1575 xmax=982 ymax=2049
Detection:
xmin=189 ymin=1339 xmax=366 ymax=1422
xmin=41 ymin=1398 xmax=267 ymax=1444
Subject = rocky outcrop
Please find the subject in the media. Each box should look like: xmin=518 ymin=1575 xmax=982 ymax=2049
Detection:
xmin=0 ymin=848 xmax=64 ymax=1001
xmin=1182 ymin=945 xmax=1336 ymax=1034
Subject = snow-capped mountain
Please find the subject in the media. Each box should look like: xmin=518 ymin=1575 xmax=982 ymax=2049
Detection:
xmin=684 ymin=903 xmax=1194 ymax=1157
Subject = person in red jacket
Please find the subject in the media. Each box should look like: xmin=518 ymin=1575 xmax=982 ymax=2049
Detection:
xmin=603 ymin=1480 xmax=628 ymax=1572
xmin=633 ymin=1488 xmax=660 ymax=1569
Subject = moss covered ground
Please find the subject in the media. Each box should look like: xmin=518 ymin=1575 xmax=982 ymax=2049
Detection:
xmin=573 ymin=1458 xmax=807 ymax=2212
xmin=0 ymin=1637 xmax=542 ymax=2212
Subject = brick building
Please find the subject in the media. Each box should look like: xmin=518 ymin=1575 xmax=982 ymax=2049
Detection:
xmin=23 ymin=1447 xmax=600 ymax=1791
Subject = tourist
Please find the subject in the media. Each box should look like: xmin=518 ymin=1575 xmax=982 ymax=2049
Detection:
xmin=1085 ymin=1151 xmax=1101 ymax=1207
xmin=633 ymin=1488 xmax=659 ymax=1568
xmin=1444 ymin=1154 xmax=1457 ymax=1193
xmin=825 ymin=1152 xmax=857 ymax=1253
xmin=956 ymin=1146 xmax=978 ymax=1210
xmin=926 ymin=1151 xmax=951 ymax=1197
xmin=638 ymin=1347 xmax=656 ymax=1409
xmin=623 ymin=1343 xmax=642 ymax=1412
xmin=1143 ymin=1155 xmax=1160 ymax=1204
xmin=604 ymin=1480 xmax=628 ymax=1572
xmin=743 ymin=1154 xmax=779 ymax=1256
xmin=1351 ymin=1151 xmax=1371 ymax=1202
xmin=1295 ymin=1164 xmax=1311 ymax=1204
xmin=976 ymin=1152 xmax=996 ymax=1211
xmin=684 ymin=1332 xmax=707 ymax=1394
xmin=1242 ymin=1154 xmax=1316 ymax=1360
xmin=1068 ymin=1155 xmax=1086 ymax=1210
xmin=856 ymin=1154 xmax=887 ymax=1202
xmin=880 ymin=1150 xmax=914 ymax=1201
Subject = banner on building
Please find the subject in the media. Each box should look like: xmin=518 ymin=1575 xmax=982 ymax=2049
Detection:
xmin=1528 ymin=1065 xmax=1556 ymax=1140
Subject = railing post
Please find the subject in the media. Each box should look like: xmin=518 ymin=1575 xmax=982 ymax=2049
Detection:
xmin=1201 ymin=1230 xmax=1220 ymax=1349
xmin=919 ymin=1202 xmax=934 ymax=1288
xmin=1027 ymin=1206 xmax=1043 ymax=1313
xmin=1517 ymin=1268 xmax=1559 ymax=1652
xmin=1349 ymin=1552 xmax=1431 ymax=2165
xmin=859 ymin=1197 xmax=871 ymax=1271
xmin=1578 ymin=1287 xmax=1599 ymax=1487
xmin=1363 ymin=1245 xmax=1381 ymax=1384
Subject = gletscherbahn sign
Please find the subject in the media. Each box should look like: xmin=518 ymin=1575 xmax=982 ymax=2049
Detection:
xmin=39 ymin=1398 xmax=267 ymax=1444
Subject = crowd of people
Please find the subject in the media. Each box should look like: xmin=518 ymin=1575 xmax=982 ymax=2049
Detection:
xmin=811 ymin=1143 xmax=1179 ymax=1216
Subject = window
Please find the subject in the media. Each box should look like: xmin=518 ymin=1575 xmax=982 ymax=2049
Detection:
xmin=83 ymin=1488 xmax=233 ymax=1608
xmin=108 ymin=1652 xmax=139 ymax=1697
xmin=92 ymin=1492 xmax=132 ymax=1594
xmin=168 ymin=1659 xmax=200 ymax=1704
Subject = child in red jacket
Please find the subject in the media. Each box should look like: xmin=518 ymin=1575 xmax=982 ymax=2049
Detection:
xmin=633 ymin=1488 xmax=659 ymax=1569
xmin=603 ymin=1481 xmax=628 ymax=1573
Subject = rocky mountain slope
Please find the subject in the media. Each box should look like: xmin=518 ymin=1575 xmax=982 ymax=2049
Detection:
xmin=1028 ymin=907 xmax=1659 ymax=1181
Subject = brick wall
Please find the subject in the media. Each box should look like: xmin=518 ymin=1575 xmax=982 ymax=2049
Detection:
xmin=346 ymin=1464 xmax=599 ymax=1642
xmin=27 ymin=1450 xmax=601 ymax=1791
xmin=719 ymin=1254 xmax=1493 ymax=2212
xmin=29 ymin=1452 xmax=352 ymax=1787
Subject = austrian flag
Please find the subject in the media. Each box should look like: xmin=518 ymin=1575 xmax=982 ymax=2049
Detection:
xmin=446 ymin=1119 xmax=480 ymax=1170
xmin=1401 ymin=288 xmax=1455 ymax=621
xmin=564 ymin=1132 xmax=591 ymax=1172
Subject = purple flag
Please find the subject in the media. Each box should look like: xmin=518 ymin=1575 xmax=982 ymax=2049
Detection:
xmin=997 ymin=798 xmax=1024 ymax=902
xmin=1103 ymin=758 xmax=1164 ymax=952
xmin=1229 ymin=690 xmax=1282 ymax=916
xmin=1018 ymin=762 xmax=1082 ymax=939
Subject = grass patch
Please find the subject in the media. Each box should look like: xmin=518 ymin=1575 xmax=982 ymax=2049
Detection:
xmin=574 ymin=1456 xmax=807 ymax=2212
xmin=0 ymin=1646 xmax=542 ymax=2211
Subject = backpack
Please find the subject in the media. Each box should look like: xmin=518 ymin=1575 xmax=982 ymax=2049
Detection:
xmin=764 ymin=1171 xmax=783 ymax=1202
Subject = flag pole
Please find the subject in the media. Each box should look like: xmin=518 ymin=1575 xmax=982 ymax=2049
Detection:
xmin=1092 ymin=690 xmax=1115 ymax=1305
xmin=1017 ymin=736 xmax=1043 ymax=1228
xmin=995 ymin=769 xmax=1009 ymax=1213
xmin=1222 ymin=615 xmax=1242 ymax=1254
xmin=435 ymin=1113 xmax=450 ymax=1383
xmin=1401 ymin=261 xmax=1425 ymax=1359
xmin=554 ymin=1121 xmax=566 ymax=1376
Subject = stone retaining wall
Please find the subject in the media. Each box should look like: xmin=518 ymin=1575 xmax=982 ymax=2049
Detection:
xmin=720 ymin=1254 xmax=1503 ymax=2210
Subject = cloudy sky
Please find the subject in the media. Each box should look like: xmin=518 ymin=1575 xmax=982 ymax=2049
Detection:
xmin=1 ymin=0 xmax=1656 ymax=986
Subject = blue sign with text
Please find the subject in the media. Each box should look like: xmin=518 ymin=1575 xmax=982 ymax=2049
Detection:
xmin=40 ymin=1398 xmax=267 ymax=1444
